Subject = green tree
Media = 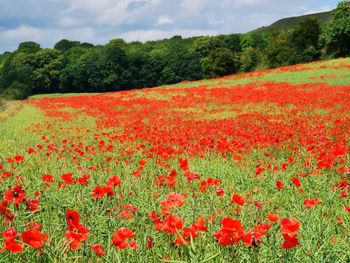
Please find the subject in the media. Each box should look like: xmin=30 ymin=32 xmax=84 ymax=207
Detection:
xmin=31 ymin=49 xmax=65 ymax=94
xmin=324 ymin=1 xmax=350 ymax=57
xmin=59 ymin=47 xmax=91 ymax=92
xmin=160 ymin=46 xmax=202 ymax=84
xmin=201 ymin=48 xmax=237 ymax=78
xmin=265 ymin=30 xmax=296 ymax=68
xmin=54 ymin=39 xmax=81 ymax=52
xmin=76 ymin=41 xmax=132 ymax=92
xmin=1 ymin=52 xmax=34 ymax=93
xmin=193 ymin=36 xmax=224 ymax=59
xmin=292 ymin=18 xmax=321 ymax=50
xmin=216 ymin=34 xmax=242 ymax=53
xmin=17 ymin=41 xmax=41 ymax=54
xmin=289 ymin=18 xmax=321 ymax=63
xmin=1 ymin=81 xmax=31 ymax=99
xmin=240 ymin=47 xmax=259 ymax=72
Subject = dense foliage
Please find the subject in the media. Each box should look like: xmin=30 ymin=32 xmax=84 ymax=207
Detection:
xmin=0 ymin=1 xmax=349 ymax=99
xmin=324 ymin=1 xmax=350 ymax=57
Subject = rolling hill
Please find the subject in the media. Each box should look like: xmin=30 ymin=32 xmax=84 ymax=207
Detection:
xmin=251 ymin=2 xmax=350 ymax=34
xmin=251 ymin=10 xmax=332 ymax=34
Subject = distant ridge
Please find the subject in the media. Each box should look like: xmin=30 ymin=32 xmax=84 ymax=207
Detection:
xmin=251 ymin=1 xmax=350 ymax=34
xmin=250 ymin=10 xmax=332 ymax=34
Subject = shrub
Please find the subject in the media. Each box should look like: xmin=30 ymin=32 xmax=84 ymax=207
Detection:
xmin=0 ymin=81 xmax=31 ymax=100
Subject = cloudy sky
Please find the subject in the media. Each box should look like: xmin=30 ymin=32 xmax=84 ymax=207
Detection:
xmin=0 ymin=0 xmax=339 ymax=53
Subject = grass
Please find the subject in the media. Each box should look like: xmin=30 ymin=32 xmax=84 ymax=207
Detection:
xmin=251 ymin=10 xmax=332 ymax=34
xmin=0 ymin=57 xmax=349 ymax=262
xmin=160 ymin=58 xmax=350 ymax=90
xmin=29 ymin=92 xmax=99 ymax=99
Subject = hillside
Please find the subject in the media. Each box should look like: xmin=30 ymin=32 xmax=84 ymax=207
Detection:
xmin=251 ymin=10 xmax=332 ymax=34
xmin=251 ymin=1 xmax=350 ymax=34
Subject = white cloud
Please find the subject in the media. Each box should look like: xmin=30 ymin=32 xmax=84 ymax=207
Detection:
xmin=57 ymin=16 xmax=81 ymax=27
xmin=95 ymin=1 xmax=135 ymax=25
xmin=62 ymin=0 xmax=161 ymax=26
xmin=1 ymin=25 xmax=96 ymax=48
xmin=208 ymin=17 xmax=225 ymax=25
xmin=118 ymin=29 xmax=218 ymax=42
xmin=156 ymin=15 xmax=174 ymax=26
xmin=3 ymin=25 xmax=43 ymax=41
xmin=180 ymin=0 xmax=211 ymax=15
xmin=64 ymin=0 xmax=115 ymax=13
xmin=0 ymin=0 xmax=339 ymax=53
xmin=300 ymin=5 xmax=332 ymax=15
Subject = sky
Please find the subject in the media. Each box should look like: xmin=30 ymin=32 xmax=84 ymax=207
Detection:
xmin=0 ymin=0 xmax=340 ymax=53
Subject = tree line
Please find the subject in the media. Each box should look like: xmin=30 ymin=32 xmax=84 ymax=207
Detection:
xmin=0 ymin=1 xmax=349 ymax=100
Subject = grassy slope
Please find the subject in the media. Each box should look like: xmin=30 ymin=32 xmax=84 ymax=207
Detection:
xmin=251 ymin=11 xmax=332 ymax=34
xmin=162 ymin=57 xmax=350 ymax=88
xmin=28 ymin=58 xmax=350 ymax=100
xmin=251 ymin=2 xmax=350 ymax=34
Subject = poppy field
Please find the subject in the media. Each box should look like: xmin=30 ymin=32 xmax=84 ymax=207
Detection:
xmin=0 ymin=58 xmax=349 ymax=262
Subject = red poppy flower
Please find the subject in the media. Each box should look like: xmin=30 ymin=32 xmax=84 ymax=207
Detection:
xmin=61 ymin=173 xmax=76 ymax=185
xmin=280 ymin=218 xmax=300 ymax=249
xmin=160 ymin=192 xmax=185 ymax=210
xmin=147 ymin=235 xmax=153 ymax=249
xmin=106 ymin=176 xmax=121 ymax=187
xmin=21 ymin=229 xmax=48 ymax=250
xmin=0 ymin=200 xmax=14 ymax=220
xmin=254 ymin=201 xmax=263 ymax=210
xmin=78 ymin=176 xmax=88 ymax=186
xmin=193 ymin=216 xmax=208 ymax=232
xmin=65 ymin=226 xmax=88 ymax=251
xmin=242 ymin=224 xmax=271 ymax=247
xmin=213 ymin=218 xmax=245 ymax=246
xmin=215 ymin=187 xmax=225 ymax=196
xmin=26 ymin=221 xmax=42 ymax=231
xmin=119 ymin=204 xmax=138 ymax=219
xmin=26 ymin=199 xmax=39 ymax=211
xmin=179 ymin=158 xmax=189 ymax=171
xmin=129 ymin=241 xmax=138 ymax=249
xmin=341 ymin=191 xmax=348 ymax=198
xmin=112 ymin=227 xmax=136 ymax=250
xmin=267 ymin=213 xmax=279 ymax=222
xmin=231 ymin=194 xmax=245 ymax=206
xmin=185 ymin=172 xmax=200 ymax=183
xmin=66 ymin=210 xmax=80 ymax=230
xmin=138 ymin=159 xmax=147 ymax=166
xmin=304 ymin=198 xmax=322 ymax=209
xmin=148 ymin=211 xmax=161 ymax=224
xmin=2 ymin=171 xmax=11 ymax=178
xmin=281 ymin=233 xmax=299 ymax=249
xmin=42 ymin=174 xmax=54 ymax=182
xmin=199 ymin=178 xmax=221 ymax=193
xmin=291 ymin=177 xmax=301 ymax=188
xmin=163 ymin=175 xmax=175 ymax=188
xmin=112 ymin=233 xmax=128 ymax=250
xmin=0 ymin=228 xmax=23 ymax=253
xmin=280 ymin=218 xmax=300 ymax=234
xmin=276 ymin=180 xmax=284 ymax=190
xmin=14 ymin=155 xmax=24 ymax=163
xmin=103 ymin=186 xmax=114 ymax=198
xmin=27 ymin=148 xmax=36 ymax=154
xmin=91 ymin=244 xmax=105 ymax=256
xmin=91 ymin=186 xmax=105 ymax=198
xmin=281 ymin=163 xmax=288 ymax=171
xmin=155 ymin=215 xmax=184 ymax=234
xmin=4 ymin=185 xmax=26 ymax=205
